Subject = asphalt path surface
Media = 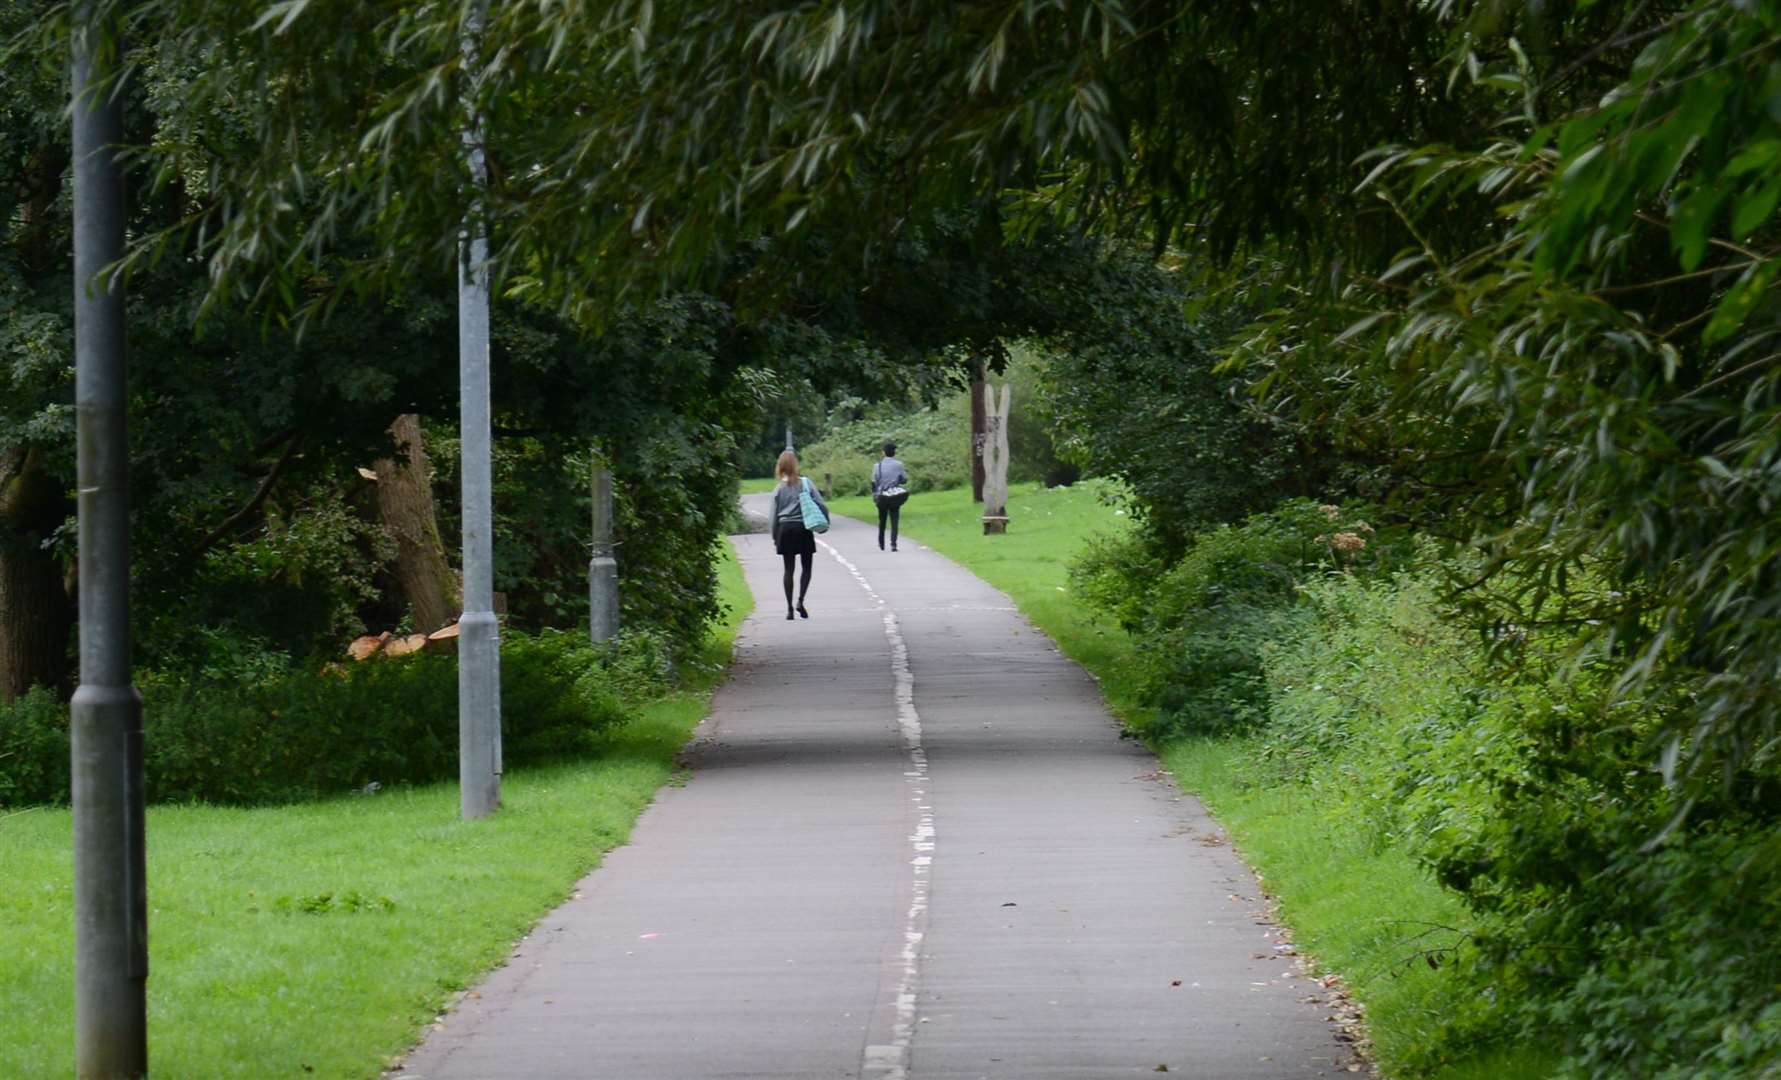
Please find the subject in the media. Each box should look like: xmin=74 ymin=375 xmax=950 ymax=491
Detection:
xmin=398 ymin=496 xmax=1357 ymax=1079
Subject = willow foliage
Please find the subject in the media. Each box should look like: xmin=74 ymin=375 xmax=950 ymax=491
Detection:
xmin=1240 ymin=0 xmax=1781 ymax=810
xmin=18 ymin=0 xmax=1473 ymax=318
xmin=24 ymin=0 xmax=1781 ymax=805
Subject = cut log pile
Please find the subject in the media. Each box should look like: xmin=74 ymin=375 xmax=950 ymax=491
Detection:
xmin=346 ymin=621 xmax=460 ymax=661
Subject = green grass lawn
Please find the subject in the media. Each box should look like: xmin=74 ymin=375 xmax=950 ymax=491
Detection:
xmin=0 ymin=546 xmax=752 ymax=1079
xmin=1162 ymin=742 xmax=1550 ymax=1079
xmin=833 ymin=481 xmax=1550 ymax=1078
xmin=827 ymin=479 xmax=1145 ymax=697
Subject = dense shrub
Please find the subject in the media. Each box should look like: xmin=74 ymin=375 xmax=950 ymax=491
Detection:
xmin=439 ymin=408 xmax=743 ymax=655
xmin=0 ymin=629 xmax=670 ymax=807
xmin=1036 ymin=303 xmax=1316 ymax=556
xmin=800 ymin=402 xmax=969 ymax=497
xmin=1097 ymin=500 xmax=1781 ymax=1072
xmin=801 ymin=347 xmax=1068 ymax=497
xmin=0 ymin=687 xmax=69 ymax=806
xmin=1072 ymin=498 xmax=1397 ymax=738
xmin=1249 ymin=563 xmax=1483 ymax=844
xmin=137 ymin=494 xmax=391 ymax=673
xmin=1422 ymin=673 xmax=1781 ymax=1078
xmin=992 ymin=343 xmax=1077 ymax=487
xmin=1245 ymin=564 xmax=1781 ymax=1077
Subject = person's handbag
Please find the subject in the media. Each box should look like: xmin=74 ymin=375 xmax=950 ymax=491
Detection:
xmin=799 ymin=477 xmax=830 ymax=533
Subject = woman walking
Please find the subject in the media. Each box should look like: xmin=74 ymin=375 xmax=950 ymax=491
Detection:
xmin=871 ymin=441 xmax=910 ymax=552
xmin=770 ymin=450 xmax=829 ymax=620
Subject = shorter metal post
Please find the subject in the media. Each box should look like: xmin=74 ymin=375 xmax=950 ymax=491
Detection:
xmin=784 ymin=422 xmax=794 ymax=452
xmin=589 ymin=459 xmax=618 ymax=644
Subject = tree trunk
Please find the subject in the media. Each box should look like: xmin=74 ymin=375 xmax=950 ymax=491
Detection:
xmin=374 ymin=415 xmax=459 ymax=633
xmin=982 ymin=382 xmax=1012 ymax=533
xmin=970 ymin=357 xmax=987 ymax=503
xmin=0 ymin=447 xmax=73 ymax=701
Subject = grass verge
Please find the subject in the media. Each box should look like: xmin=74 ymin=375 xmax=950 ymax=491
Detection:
xmin=0 ymin=545 xmax=751 ymax=1079
xmin=830 ymin=482 xmax=1549 ymax=1078
xmin=1161 ymin=741 xmax=1552 ymax=1078
xmin=826 ymin=479 xmax=1143 ymax=702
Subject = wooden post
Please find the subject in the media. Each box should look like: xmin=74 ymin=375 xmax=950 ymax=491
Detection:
xmin=981 ymin=382 xmax=1011 ymax=535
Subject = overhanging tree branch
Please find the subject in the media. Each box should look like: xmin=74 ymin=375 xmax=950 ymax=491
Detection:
xmin=193 ymin=429 xmax=298 ymax=554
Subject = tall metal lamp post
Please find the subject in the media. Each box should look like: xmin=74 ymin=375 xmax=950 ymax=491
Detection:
xmin=457 ymin=0 xmax=501 ymax=819
xmin=70 ymin=7 xmax=147 ymax=1075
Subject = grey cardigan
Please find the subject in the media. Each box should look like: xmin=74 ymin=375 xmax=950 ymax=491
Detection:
xmin=871 ymin=456 xmax=909 ymax=496
xmin=770 ymin=477 xmax=829 ymax=543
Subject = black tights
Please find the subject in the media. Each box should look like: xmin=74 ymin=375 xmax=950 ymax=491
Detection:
xmin=877 ymin=502 xmax=901 ymax=548
xmin=782 ymin=551 xmax=813 ymax=611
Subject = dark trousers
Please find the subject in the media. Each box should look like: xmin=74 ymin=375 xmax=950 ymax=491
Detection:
xmin=877 ymin=500 xmax=901 ymax=549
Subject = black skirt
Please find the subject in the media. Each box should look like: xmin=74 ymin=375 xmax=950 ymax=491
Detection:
xmin=776 ymin=519 xmax=816 ymax=556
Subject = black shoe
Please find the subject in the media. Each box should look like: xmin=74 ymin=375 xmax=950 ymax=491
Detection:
xmin=891 ymin=544 xmax=898 ymax=552
xmin=797 ymin=601 xmax=809 ymax=619
xmin=785 ymin=610 xmax=795 ymax=620
xmin=878 ymin=539 xmax=885 ymax=550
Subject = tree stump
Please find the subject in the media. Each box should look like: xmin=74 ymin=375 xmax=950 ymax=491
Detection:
xmin=981 ymin=382 xmax=1012 ymax=534
xmin=373 ymin=414 xmax=459 ymax=634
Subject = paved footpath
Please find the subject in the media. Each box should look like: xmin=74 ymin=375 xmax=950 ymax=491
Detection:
xmin=398 ymin=498 xmax=1357 ymax=1079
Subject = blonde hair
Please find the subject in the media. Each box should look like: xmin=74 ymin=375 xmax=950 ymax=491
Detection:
xmin=775 ymin=450 xmax=801 ymax=485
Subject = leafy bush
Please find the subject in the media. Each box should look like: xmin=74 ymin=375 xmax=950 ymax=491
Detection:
xmin=0 ymin=687 xmax=69 ymax=806
xmin=498 ymin=628 xmax=673 ymax=761
xmin=801 ymin=346 xmax=1069 ymax=497
xmin=800 ymin=402 xmax=969 ymax=497
xmin=0 ymin=629 xmax=671 ymax=807
xmin=994 ymin=342 xmax=1077 ymax=487
xmin=138 ymin=492 xmax=390 ymax=673
xmin=1035 ymin=300 xmax=1316 ymax=556
xmin=1243 ymin=562 xmax=1781 ymax=1077
xmin=1412 ymin=669 xmax=1781 ymax=1078
xmin=439 ymin=407 xmax=743 ymax=655
xmin=610 ymin=417 xmax=744 ymax=652
xmin=1073 ymin=498 xmax=1395 ymax=738
xmin=1250 ymin=561 xmax=1483 ymax=847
